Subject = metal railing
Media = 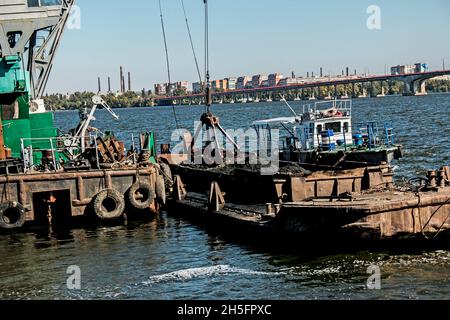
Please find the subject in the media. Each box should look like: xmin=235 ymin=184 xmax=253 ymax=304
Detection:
xmin=20 ymin=135 xmax=91 ymax=173
xmin=352 ymin=122 xmax=396 ymax=150
xmin=302 ymin=99 xmax=353 ymax=119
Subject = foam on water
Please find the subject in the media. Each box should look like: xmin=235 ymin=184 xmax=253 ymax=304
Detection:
xmin=142 ymin=265 xmax=280 ymax=285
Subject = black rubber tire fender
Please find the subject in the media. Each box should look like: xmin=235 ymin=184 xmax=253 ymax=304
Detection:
xmin=93 ymin=189 xmax=125 ymax=220
xmin=159 ymin=162 xmax=173 ymax=189
xmin=128 ymin=181 xmax=155 ymax=210
xmin=155 ymin=173 xmax=166 ymax=205
xmin=0 ymin=202 xmax=26 ymax=230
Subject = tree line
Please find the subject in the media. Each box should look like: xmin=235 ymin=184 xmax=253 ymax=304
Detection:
xmin=44 ymin=90 xmax=155 ymax=110
xmin=44 ymin=79 xmax=450 ymax=110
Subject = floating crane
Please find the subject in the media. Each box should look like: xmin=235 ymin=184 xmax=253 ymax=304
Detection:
xmin=0 ymin=0 xmax=75 ymax=164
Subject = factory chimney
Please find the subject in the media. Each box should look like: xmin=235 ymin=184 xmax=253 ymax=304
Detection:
xmin=120 ymin=66 xmax=124 ymax=93
xmin=97 ymin=77 xmax=101 ymax=93
xmin=108 ymin=77 xmax=111 ymax=93
xmin=128 ymin=72 xmax=131 ymax=92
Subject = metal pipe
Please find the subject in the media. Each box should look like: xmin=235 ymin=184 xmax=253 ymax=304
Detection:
xmin=49 ymin=138 xmax=57 ymax=172
xmin=94 ymin=133 xmax=100 ymax=169
xmin=0 ymin=168 xmax=156 ymax=184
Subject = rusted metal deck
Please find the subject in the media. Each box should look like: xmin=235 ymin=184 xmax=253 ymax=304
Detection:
xmin=166 ymin=163 xmax=450 ymax=242
xmin=0 ymin=166 xmax=162 ymax=229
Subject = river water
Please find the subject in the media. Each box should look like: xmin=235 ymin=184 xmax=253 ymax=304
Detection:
xmin=0 ymin=94 xmax=449 ymax=300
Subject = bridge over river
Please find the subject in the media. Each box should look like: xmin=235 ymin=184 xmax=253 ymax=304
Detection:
xmin=154 ymin=69 xmax=450 ymax=106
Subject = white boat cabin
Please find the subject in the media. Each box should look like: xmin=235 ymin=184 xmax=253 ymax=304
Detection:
xmin=253 ymin=99 xmax=354 ymax=152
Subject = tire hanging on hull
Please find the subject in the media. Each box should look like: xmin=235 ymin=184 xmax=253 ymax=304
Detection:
xmin=0 ymin=202 xmax=26 ymax=230
xmin=128 ymin=181 xmax=156 ymax=211
xmin=93 ymin=189 xmax=125 ymax=221
xmin=156 ymin=173 xmax=166 ymax=205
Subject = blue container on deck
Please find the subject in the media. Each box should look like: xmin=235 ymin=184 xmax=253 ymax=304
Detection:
xmin=321 ymin=130 xmax=336 ymax=151
xmin=353 ymin=133 xmax=363 ymax=147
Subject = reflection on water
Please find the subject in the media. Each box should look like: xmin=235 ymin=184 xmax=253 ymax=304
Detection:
xmin=0 ymin=94 xmax=449 ymax=300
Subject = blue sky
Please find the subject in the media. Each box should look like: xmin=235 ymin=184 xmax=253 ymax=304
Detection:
xmin=46 ymin=0 xmax=450 ymax=93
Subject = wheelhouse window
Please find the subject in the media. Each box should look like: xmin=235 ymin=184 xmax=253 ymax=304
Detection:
xmin=317 ymin=124 xmax=323 ymax=134
xmin=1 ymin=100 xmax=20 ymax=120
xmin=325 ymin=122 xmax=342 ymax=133
xmin=343 ymin=122 xmax=349 ymax=133
xmin=28 ymin=0 xmax=62 ymax=7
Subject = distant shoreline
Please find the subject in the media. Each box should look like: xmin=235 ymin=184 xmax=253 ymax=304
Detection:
xmin=51 ymin=92 xmax=450 ymax=113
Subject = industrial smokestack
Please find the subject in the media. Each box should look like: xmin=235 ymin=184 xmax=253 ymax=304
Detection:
xmin=108 ymin=77 xmax=111 ymax=93
xmin=120 ymin=66 xmax=124 ymax=93
xmin=346 ymin=67 xmax=349 ymax=77
xmin=307 ymin=72 xmax=309 ymax=78
xmin=128 ymin=72 xmax=131 ymax=92
xmin=98 ymin=77 xmax=101 ymax=93
xmin=320 ymin=67 xmax=323 ymax=77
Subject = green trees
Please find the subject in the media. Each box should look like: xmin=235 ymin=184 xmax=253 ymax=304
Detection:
xmin=43 ymin=79 xmax=450 ymax=111
xmin=426 ymin=79 xmax=450 ymax=93
xmin=44 ymin=91 xmax=155 ymax=110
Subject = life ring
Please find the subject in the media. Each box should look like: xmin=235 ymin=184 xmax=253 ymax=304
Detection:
xmin=0 ymin=202 xmax=26 ymax=229
xmin=128 ymin=181 xmax=155 ymax=210
xmin=155 ymin=173 xmax=166 ymax=205
xmin=93 ymin=189 xmax=125 ymax=220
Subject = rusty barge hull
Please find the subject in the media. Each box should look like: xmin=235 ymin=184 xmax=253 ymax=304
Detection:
xmin=168 ymin=189 xmax=450 ymax=243
xmin=279 ymin=189 xmax=450 ymax=241
xmin=166 ymin=163 xmax=450 ymax=243
xmin=0 ymin=167 xmax=159 ymax=227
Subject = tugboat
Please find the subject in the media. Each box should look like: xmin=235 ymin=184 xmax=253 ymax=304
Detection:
xmin=0 ymin=0 xmax=167 ymax=230
xmin=252 ymin=98 xmax=403 ymax=168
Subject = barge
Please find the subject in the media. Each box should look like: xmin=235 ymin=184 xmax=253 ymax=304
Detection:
xmin=164 ymin=159 xmax=450 ymax=243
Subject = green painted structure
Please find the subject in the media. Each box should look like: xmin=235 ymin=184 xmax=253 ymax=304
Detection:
xmin=0 ymin=55 xmax=59 ymax=164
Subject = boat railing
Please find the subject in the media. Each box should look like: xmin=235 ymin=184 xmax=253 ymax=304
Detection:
xmin=301 ymin=99 xmax=352 ymax=119
xmin=352 ymin=122 xmax=396 ymax=149
xmin=20 ymin=134 xmax=98 ymax=173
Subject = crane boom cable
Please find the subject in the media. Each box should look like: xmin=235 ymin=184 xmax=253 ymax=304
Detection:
xmin=181 ymin=0 xmax=202 ymax=83
xmin=204 ymin=0 xmax=211 ymax=113
xmin=158 ymin=0 xmax=180 ymax=129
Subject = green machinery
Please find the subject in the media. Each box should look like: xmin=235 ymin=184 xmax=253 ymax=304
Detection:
xmin=0 ymin=0 xmax=75 ymax=167
xmin=0 ymin=55 xmax=59 ymax=164
xmin=0 ymin=1 xmax=158 ymax=171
